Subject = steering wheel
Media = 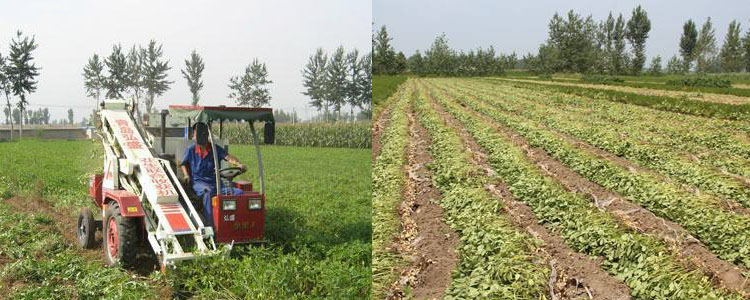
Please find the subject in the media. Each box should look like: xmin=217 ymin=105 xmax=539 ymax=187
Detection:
xmin=219 ymin=167 xmax=246 ymax=180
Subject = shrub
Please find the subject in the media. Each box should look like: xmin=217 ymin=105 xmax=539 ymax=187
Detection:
xmin=666 ymin=76 xmax=732 ymax=88
xmin=581 ymin=74 xmax=624 ymax=84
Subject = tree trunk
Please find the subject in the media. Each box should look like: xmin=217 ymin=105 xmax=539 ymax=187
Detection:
xmin=19 ymin=107 xmax=23 ymax=139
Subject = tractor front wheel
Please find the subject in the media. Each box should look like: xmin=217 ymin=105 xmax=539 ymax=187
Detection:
xmin=103 ymin=202 xmax=138 ymax=268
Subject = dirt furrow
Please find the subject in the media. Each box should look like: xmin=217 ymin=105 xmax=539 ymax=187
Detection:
xmin=431 ymin=83 xmax=750 ymax=295
xmin=386 ymin=104 xmax=460 ymax=300
xmin=422 ymin=81 xmax=632 ymax=300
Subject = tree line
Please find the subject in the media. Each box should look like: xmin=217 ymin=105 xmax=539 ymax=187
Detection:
xmin=525 ymin=6 xmax=750 ymax=75
xmin=84 ymin=42 xmax=371 ymax=124
xmin=373 ymin=25 xmax=516 ymax=77
xmin=301 ymin=46 xmax=372 ymax=122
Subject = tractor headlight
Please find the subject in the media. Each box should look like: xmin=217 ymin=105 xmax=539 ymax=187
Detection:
xmin=249 ymin=199 xmax=262 ymax=210
xmin=222 ymin=200 xmax=237 ymax=211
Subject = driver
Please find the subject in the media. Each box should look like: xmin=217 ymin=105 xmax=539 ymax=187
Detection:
xmin=180 ymin=122 xmax=246 ymax=227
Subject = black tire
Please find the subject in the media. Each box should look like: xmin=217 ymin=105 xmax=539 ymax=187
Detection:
xmin=103 ymin=202 xmax=139 ymax=268
xmin=77 ymin=207 xmax=96 ymax=249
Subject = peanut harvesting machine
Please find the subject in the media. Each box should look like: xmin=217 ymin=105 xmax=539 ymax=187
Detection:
xmin=76 ymin=100 xmax=275 ymax=270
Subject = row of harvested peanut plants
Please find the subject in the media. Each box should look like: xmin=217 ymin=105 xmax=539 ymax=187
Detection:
xmin=372 ymin=75 xmax=750 ymax=300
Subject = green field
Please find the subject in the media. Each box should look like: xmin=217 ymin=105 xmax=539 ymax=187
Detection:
xmin=373 ymin=75 xmax=407 ymax=111
xmin=0 ymin=140 xmax=371 ymax=299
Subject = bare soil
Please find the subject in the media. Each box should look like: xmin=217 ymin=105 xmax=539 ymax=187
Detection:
xmin=432 ymin=82 xmax=750 ymax=295
xmin=386 ymin=105 xmax=460 ymax=300
xmin=423 ymin=81 xmax=632 ymax=300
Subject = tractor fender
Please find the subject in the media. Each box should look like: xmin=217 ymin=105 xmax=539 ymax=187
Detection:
xmin=102 ymin=189 xmax=145 ymax=218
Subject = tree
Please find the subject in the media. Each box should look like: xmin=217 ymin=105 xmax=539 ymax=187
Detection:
xmin=625 ymin=5 xmax=651 ymax=74
xmin=125 ymin=45 xmax=144 ymax=112
xmin=545 ymin=11 xmax=598 ymax=73
xmin=373 ymin=25 xmax=396 ymax=74
xmin=67 ymin=108 xmax=74 ymax=125
xmin=720 ymin=20 xmax=744 ymax=72
xmin=425 ymin=33 xmax=454 ymax=75
xmin=0 ymin=52 xmax=13 ymax=139
xmin=325 ymin=46 xmax=348 ymax=121
xmin=666 ymin=55 xmax=683 ymax=74
xmin=104 ymin=44 xmax=127 ymax=99
xmin=394 ymin=51 xmax=407 ymax=74
xmin=228 ymin=58 xmax=272 ymax=107
xmin=82 ymin=54 xmax=105 ymax=107
xmin=358 ymin=52 xmax=372 ymax=119
xmin=600 ymin=13 xmax=628 ymax=74
xmin=11 ymin=107 xmax=20 ymax=125
xmin=679 ymin=20 xmax=698 ymax=72
xmin=345 ymin=49 xmax=362 ymax=122
xmin=181 ymin=50 xmax=205 ymax=106
xmin=408 ymin=50 xmax=425 ymax=75
xmin=647 ymin=55 xmax=662 ymax=75
xmin=743 ymin=25 xmax=750 ymax=71
xmin=7 ymin=30 xmax=40 ymax=139
xmin=302 ymin=48 xmax=328 ymax=117
xmin=142 ymin=40 xmax=172 ymax=114
xmin=695 ymin=17 xmax=718 ymax=73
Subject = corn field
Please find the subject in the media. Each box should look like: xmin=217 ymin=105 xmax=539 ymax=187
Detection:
xmin=222 ymin=122 xmax=371 ymax=148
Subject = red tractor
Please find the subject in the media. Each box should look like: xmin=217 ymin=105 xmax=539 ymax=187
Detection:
xmin=77 ymin=100 xmax=274 ymax=269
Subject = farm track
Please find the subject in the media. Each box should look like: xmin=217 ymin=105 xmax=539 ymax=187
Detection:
xmin=425 ymin=81 xmax=750 ymax=294
xmin=500 ymin=77 xmax=750 ymax=105
xmin=421 ymin=78 xmax=749 ymax=298
xmin=420 ymin=82 xmax=632 ymax=299
xmin=450 ymin=80 xmax=750 ymax=211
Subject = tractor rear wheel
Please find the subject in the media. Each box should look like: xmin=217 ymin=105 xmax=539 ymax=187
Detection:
xmin=77 ymin=207 xmax=96 ymax=249
xmin=103 ymin=202 xmax=139 ymax=268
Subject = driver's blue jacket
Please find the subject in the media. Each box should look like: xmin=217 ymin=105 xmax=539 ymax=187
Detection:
xmin=181 ymin=141 xmax=226 ymax=188
xmin=181 ymin=142 xmax=241 ymax=227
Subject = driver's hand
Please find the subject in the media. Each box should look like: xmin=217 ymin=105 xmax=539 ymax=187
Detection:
xmin=182 ymin=175 xmax=191 ymax=185
xmin=239 ymin=164 xmax=247 ymax=172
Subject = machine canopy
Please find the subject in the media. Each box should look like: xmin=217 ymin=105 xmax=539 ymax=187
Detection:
xmin=168 ymin=105 xmax=274 ymax=124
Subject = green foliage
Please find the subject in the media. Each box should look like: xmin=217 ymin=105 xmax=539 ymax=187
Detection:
xmin=82 ymin=54 xmax=105 ymax=103
xmin=141 ymin=40 xmax=173 ymax=113
xmin=720 ymin=20 xmax=745 ymax=72
xmin=680 ymin=20 xmax=699 ymax=71
xmin=581 ymin=74 xmax=624 ymax=84
xmin=373 ymin=25 xmax=399 ymax=75
xmin=229 ymin=58 xmax=272 ymax=108
xmin=222 ymin=122 xmax=371 ymax=148
xmin=491 ymin=78 xmax=750 ymax=120
xmin=373 ymin=75 xmax=407 ymax=108
xmin=625 ymin=5 xmax=651 ymax=74
xmin=181 ymin=50 xmax=205 ymax=106
xmin=371 ymin=83 xmax=410 ymax=299
xmin=666 ymin=76 xmax=732 ymax=88
xmin=104 ymin=44 xmax=128 ymax=100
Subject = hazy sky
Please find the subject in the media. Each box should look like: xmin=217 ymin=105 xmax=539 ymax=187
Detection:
xmin=374 ymin=0 xmax=750 ymax=64
xmin=0 ymin=0 xmax=371 ymax=121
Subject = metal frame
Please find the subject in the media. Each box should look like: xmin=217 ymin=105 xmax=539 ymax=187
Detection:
xmin=98 ymin=100 xmax=223 ymax=268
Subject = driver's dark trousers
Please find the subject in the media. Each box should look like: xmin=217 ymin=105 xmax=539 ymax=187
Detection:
xmin=192 ymin=181 xmax=243 ymax=228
